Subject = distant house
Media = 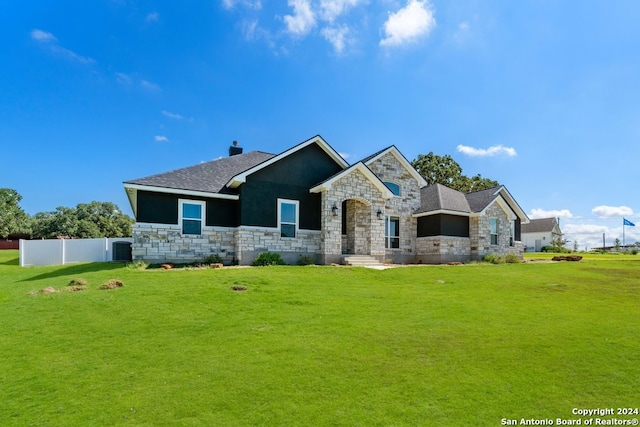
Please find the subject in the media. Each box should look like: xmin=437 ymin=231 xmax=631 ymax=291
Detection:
xmin=521 ymin=217 xmax=562 ymax=252
xmin=123 ymin=135 xmax=529 ymax=265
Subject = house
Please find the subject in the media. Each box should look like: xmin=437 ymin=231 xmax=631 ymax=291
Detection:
xmin=520 ymin=217 xmax=562 ymax=252
xmin=123 ymin=135 xmax=529 ymax=265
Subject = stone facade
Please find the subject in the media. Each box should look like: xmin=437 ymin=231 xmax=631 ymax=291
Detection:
xmin=366 ymin=152 xmax=422 ymax=263
xmin=132 ymin=223 xmax=322 ymax=265
xmin=469 ymin=204 xmax=524 ymax=260
xmin=319 ymin=169 xmax=386 ymax=264
xmin=416 ymin=236 xmax=471 ymax=264
xmin=234 ymin=227 xmax=321 ymax=265
xmin=132 ymin=223 xmax=236 ymax=263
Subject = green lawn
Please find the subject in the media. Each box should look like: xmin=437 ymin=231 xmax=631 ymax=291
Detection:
xmin=1 ymin=250 xmax=639 ymax=426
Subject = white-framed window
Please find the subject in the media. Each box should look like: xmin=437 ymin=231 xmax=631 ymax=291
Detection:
xmin=278 ymin=199 xmax=299 ymax=238
xmin=489 ymin=218 xmax=498 ymax=245
xmin=179 ymin=199 xmax=205 ymax=235
xmin=383 ymin=182 xmax=401 ymax=197
xmin=385 ymin=216 xmax=400 ymax=249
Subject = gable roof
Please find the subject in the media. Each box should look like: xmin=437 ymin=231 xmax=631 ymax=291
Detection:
xmin=226 ymin=135 xmax=349 ymax=189
xmin=361 ymin=145 xmax=428 ymax=188
xmin=466 ymin=186 xmax=529 ymax=222
xmin=309 ymin=162 xmax=394 ymax=199
xmin=414 ymin=184 xmax=529 ymax=222
xmin=123 ymin=151 xmax=275 ymax=197
xmin=521 ymin=217 xmax=560 ymax=233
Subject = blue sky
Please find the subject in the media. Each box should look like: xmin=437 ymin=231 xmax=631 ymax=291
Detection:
xmin=2 ymin=0 xmax=639 ymax=249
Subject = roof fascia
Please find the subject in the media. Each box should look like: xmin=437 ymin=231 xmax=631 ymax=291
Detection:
xmin=226 ymin=135 xmax=349 ymax=189
xmin=413 ymin=209 xmax=472 ymax=218
xmin=495 ymin=186 xmax=530 ymax=223
xmin=310 ymin=162 xmax=394 ymax=199
xmin=123 ymin=183 xmax=239 ymax=200
xmin=363 ymin=146 xmax=428 ymax=187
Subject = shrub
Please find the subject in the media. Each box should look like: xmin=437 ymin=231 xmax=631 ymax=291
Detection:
xmin=203 ymin=254 xmax=223 ymax=264
xmin=252 ymin=252 xmax=286 ymax=266
xmin=483 ymin=254 xmax=504 ymax=264
xmin=296 ymin=255 xmax=316 ymax=266
xmin=505 ymin=254 xmax=521 ymax=264
xmin=631 ymin=249 xmax=638 ymax=255
xmin=127 ymin=260 xmax=148 ymax=270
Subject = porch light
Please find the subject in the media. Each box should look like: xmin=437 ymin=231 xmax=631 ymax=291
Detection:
xmin=332 ymin=204 xmax=339 ymax=216
xmin=377 ymin=209 xmax=383 ymax=220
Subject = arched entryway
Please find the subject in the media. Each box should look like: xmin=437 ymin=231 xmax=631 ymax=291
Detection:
xmin=341 ymin=198 xmax=372 ymax=255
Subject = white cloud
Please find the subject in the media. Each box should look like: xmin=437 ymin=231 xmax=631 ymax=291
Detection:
xmin=31 ymin=28 xmax=95 ymax=64
xmin=338 ymin=151 xmax=350 ymax=160
xmin=161 ymin=110 xmax=185 ymax=120
xmin=529 ymin=209 xmax=573 ymax=220
xmin=115 ymin=72 xmax=133 ymax=85
xmin=154 ymin=135 xmax=169 ymax=142
xmin=456 ymin=144 xmax=517 ymax=157
xmin=380 ymin=0 xmax=436 ymax=47
xmin=222 ymin=0 xmax=262 ymax=10
xmin=284 ymin=0 xmax=316 ymax=36
xmin=321 ymin=25 xmax=350 ymax=53
xmin=30 ymin=29 xmax=56 ymax=42
xmin=320 ymin=0 xmax=361 ymax=22
xmin=592 ymin=205 xmax=633 ymax=218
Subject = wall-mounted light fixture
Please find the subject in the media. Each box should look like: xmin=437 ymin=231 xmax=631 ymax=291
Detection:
xmin=377 ymin=209 xmax=383 ymax=220
xmin=332 ymin=204 xmax=339 ymax=216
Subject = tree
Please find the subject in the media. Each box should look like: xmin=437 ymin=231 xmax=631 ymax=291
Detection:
xmin=0 ymin=188 xmax=30 ymax=237
xmin=552 ymin=234 xmax=569 ymax=249
xmin=410 ymin=152 xmax=499 ymax=192
xmin=31 ymin=202 xmax=133 ymax=239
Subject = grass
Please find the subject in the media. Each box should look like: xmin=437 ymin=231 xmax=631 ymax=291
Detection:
xmin=1 ymin=250 xmax=639 ymax=426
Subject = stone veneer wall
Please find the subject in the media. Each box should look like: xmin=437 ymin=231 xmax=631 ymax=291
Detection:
xmin=366 ymin=152 xmax=422 ymax=264
xmin=320 ymin=169 xmax=386 ymax=264
xmin=415 ymin=236 xmax=471 ymax=264
xmin=234 ymin=227 xmax=321 ymax=265
xmin=132 ymin=223 xmax=236 ymax=263
xmin=470 ymin=204 xmax=524 ymax=261
xmin=132 ymin=223 xmax=322 ymax=265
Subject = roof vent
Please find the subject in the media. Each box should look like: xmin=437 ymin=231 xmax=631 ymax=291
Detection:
xmin=229 ymin=140 xmax=243 ymax=156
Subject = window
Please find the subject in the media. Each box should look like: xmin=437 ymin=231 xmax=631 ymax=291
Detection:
xmin=509 ymin=221 xmax=515 ymax=246
xmin=180 ymin=200 xmax=205 ymax=235
xmin=489 ymin=218 xmax=498 ymax=245
xmin=385 ymin=216 xmax=400 ymax=249
xmin=384 ymin=182 xmax=401 ymax=196
xmin=278 ymin=199 xmax=298 ymax=238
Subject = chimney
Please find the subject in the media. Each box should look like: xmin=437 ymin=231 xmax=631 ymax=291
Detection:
xmin=229 ymin=140 xmax=243 ymax=156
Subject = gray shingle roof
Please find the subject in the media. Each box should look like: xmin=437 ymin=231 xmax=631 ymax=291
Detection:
xmin=521 ymin=217 xmax=558 ymax=233
xmin=465 ymin=186 xmax=502 ymax=212
xmin=124 ymin=151 xmax=275 ymax=194
xmin=418 ymin=184 xmax=471 ymax=213
xmin=417 ymin=185 xmax=514 ymax=216
xmin=358 ymin=146 xmax=394 ymax=164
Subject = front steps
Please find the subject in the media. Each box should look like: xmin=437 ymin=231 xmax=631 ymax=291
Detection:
xmin=342 ymin=255 xmax=388 ymax=269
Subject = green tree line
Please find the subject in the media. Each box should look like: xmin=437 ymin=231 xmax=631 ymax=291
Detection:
xmin=0 ymin=188 xmax=133 ymax=239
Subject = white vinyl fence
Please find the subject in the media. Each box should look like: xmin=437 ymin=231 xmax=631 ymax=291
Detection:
xmin=20 ymin=238 xmax=133 ymax=267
